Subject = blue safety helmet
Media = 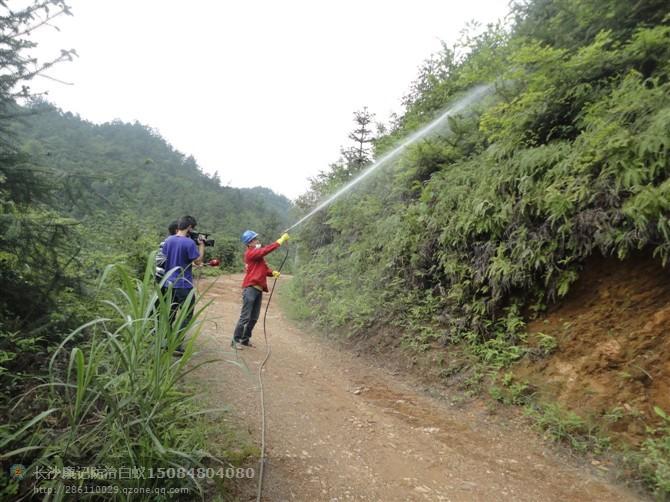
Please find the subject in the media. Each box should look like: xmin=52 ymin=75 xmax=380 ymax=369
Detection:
xmin=241 ymin=230 xmax=258 ymax=245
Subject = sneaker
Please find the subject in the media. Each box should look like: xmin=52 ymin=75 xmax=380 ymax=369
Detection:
xmin=232 ymin=341 xmax=245 ymax=350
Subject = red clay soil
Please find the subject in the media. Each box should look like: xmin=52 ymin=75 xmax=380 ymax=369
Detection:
xmin=516 ymin=253 xmax=670 ymax=445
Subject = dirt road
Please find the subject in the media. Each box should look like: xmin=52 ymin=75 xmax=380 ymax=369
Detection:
xmin=191 ymin=274 xmax=642 ymax=501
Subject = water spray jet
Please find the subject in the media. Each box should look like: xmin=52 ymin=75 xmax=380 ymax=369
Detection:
xmin=285 ymin=83 xmax=493 ymax=233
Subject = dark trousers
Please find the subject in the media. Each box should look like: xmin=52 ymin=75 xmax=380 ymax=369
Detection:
xmin=233 ymin=287 xmax=262 ymax=343
xmin=170 ymin=287 xmax=195 ymax=347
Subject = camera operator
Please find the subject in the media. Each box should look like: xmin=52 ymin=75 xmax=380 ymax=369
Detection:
xmin=161 ymin=215 xmax=205 ymax=355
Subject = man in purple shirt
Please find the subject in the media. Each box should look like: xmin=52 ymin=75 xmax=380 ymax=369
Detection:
xmin=162 ymin=215 xmax=205 ymax=354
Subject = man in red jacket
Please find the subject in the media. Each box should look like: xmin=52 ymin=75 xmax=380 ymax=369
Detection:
xmin=232 ymin=230 xmax=289 ymax=348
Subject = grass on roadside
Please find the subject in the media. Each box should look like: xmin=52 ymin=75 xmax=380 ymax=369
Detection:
xmin=1 ymin=256 xmax=253 ymax=500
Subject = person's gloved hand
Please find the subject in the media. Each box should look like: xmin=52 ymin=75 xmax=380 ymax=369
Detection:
xmin=276 ymin=233 xmax=290 ymax=246
xmin=272 ymin=270 xmax=281 ymax=278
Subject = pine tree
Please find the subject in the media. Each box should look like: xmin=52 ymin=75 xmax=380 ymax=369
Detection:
xmin=342 ymin=107 xmax=375 ymax=175
xmin=0 ymin=1 xmax=78 ymax=332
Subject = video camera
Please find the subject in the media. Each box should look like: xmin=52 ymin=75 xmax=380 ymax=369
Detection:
xmin=188 ymin=230 xmax=215 ymax=247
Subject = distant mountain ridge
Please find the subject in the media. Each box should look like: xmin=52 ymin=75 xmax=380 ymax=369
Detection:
xmin=13 ymin=101 xmax=292 ymax=238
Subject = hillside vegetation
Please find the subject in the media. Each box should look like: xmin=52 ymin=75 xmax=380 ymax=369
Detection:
xmin=17 ymin=101 xmax=289 ymax=266
xmin=289 ymin=0 xmax=670 ymax=495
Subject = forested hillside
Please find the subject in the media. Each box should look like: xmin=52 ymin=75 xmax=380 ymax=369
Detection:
xmin=16 ymin=100 xmax=290 ymax=250
xmin=289 ymin=0 xmax=670 ymax=495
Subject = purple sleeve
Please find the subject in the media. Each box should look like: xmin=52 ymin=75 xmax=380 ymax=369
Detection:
xmin=187 ymin=239 xmax=200 ymax=262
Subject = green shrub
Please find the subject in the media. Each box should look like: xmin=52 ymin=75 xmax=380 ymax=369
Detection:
xmin=637 ymin=407 xmax=670 ymax=497
xmin=526 ymin=403 xmax=610 ymax=455
xmin=1 ymin=257 xmax=229 ymax=500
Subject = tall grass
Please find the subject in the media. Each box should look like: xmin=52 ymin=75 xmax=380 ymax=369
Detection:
xmin=2 ymin=257 xmax=226 ymax=500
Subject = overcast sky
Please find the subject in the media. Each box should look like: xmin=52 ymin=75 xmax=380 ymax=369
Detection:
xmin=30 ymin=1 xmax=510 ymax=200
